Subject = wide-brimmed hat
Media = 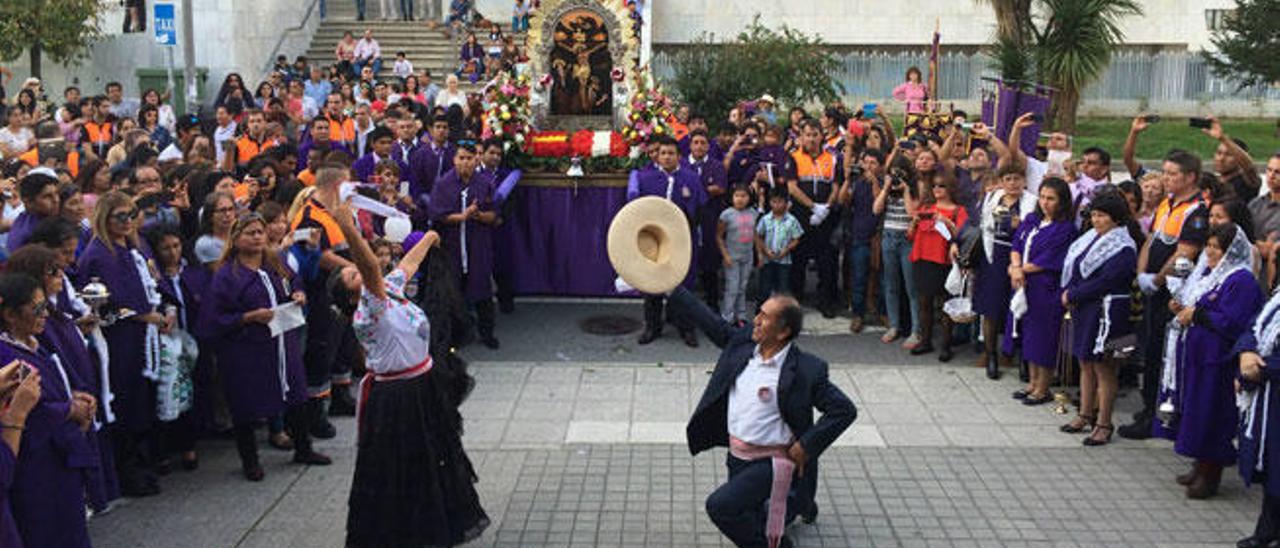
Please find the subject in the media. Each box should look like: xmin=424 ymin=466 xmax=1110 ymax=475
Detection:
xmin=607 ymin=197 xmax=692 ymax=295
xmin=758 ymin=94 xmax=775 ymax=105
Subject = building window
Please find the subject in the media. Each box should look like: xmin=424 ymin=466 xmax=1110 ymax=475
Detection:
xmin=1205 ymin=9 xmax=1234 ymax=31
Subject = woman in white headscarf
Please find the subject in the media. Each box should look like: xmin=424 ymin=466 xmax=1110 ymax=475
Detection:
xmin=1233 ymin=277 xmax=1280 ymax=548
xmin=1156 ymin=222 xmax=1262 ymax=499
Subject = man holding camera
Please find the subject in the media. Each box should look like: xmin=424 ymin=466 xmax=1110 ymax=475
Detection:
xmin=838 ymin=148 xmax=884 ymax=333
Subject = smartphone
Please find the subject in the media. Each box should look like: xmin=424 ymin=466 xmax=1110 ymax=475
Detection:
xmin=14 ymin=361 xmax=32 ymax=383
xmin=399 ymin=181 xmax=409 ymax=196
xmin=1142 ymin=114 xmax=1162 ymax=124
xmin=862 ymin=103 xmax=877 ymax=119
xmin=1189 ymin=117 xmax=1212 ymax=129
xmin=1029 ymin=113 xmax=1045 ymax=124
xmin=899 ymin=140 xmax=917 ymax=151
xmin=918 ymin=211 xmax=935 ymax=220
xmin=293 ymin=227 xmax=316 ymax=243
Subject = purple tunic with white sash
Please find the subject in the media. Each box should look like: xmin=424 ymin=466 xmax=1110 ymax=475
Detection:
xmin=1 ymin=338 xmax=93 ymax=548
xmin=429 ymin=169 xmax=497 ymax=301
xmin=1002 ymin=214 xmax=1075 ymax=367
xmin=76 ymin=238 xmax=158 ymax=431
xmin=1064 ymin=232 xmax=1136 ymax=362
xmin=1234 ymin=306 xmax=1280 ymax=497
xmin=204 ymin=261 xmax=306 ymax=423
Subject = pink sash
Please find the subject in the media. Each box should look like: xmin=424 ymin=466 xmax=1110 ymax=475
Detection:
xmin=730 ymin=436 xmax=796 ymax=548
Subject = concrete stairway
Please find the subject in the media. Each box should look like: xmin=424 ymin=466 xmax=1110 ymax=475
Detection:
xmin=305 ymin=1 xmax=525 ymax=88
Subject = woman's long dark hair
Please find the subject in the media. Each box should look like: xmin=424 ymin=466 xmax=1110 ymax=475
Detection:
xmin=1037 ymin=177 xmax=1075 ymax=223
xmin=416 ymin=248 xmax=475 ymax=412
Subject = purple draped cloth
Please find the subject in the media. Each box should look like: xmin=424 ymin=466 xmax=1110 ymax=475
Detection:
xmin=1002 ymin=214 xmax=1074 ymax=367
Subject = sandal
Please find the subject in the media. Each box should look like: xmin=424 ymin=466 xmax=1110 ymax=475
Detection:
xmin=1022 ymin=392 xmax=1054 ymax=406
xmin=1011 ymin=388 xmax=1034 ymax=400
xmin=1060 ymin=415 xmax=1095 ymax=433
xmin=1082 ymin=424 xmax=1114 ymax=446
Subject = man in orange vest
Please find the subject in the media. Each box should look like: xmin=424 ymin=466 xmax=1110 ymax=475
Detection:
xmin=229 ymin=109 xmax=277 ymax=173
xmin=323 ymin=92 xmax=357 ymax=148
xmin=784 ymin=120 xmax=843 ymax=317
xmin=18 ymin=122 xmax=80 ymax=178
xmin=81 ymin=95 xmax=115 ymax=159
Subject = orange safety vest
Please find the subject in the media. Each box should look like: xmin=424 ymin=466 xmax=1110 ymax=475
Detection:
xmin=1151 ymin=194 xmax=1205 ymax=246
xmin=236 ymin=135 xmax=278 ymax=166
xmin=290 ymin=198 xmax=347 ymax=250
xmin=297 ymin=169 xmax=315 ymax=187
xmin=791 ymin=149 xmax=836 ymax=184
xmin=84 ymin=121 xmax=112 ymax=146
xmin=325 ymin=114 xmax=357 ymax=144
xmin=18 ymin=149 xmax=80 ymax=178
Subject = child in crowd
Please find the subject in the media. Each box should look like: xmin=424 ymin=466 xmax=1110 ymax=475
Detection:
xmin=393 ymin=52 xmax=414 ymax=80
xmin=754 ymin=186 xmax=803 ymax=303
xmin=718 ymin=184 xmax=758 ymax=324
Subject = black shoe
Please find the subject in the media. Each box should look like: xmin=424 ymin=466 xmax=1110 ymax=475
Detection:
xmin=800 ymin=503 xmax=818 ymax=524
xmin=1237 ymin=536 xmax=1279 ymax=548
xmin=310 ymin=418 xmax=337 ymax=440
xmin=681 ymin=331 xmax=699 ymax=348
xmin=1022 ymin=393 xmax=1053 ymax=406
xmin=937 ymin=348 xmax=953 ymax=362
xmin=638 ymin=330 xmax=661 ymax=345
xmin=820 ymin=306 xmax=838 ymax=319
xmin=242 ymin=463 xmax=265 ymax=482
xmin=1117 ymin=416 xmax=1153 ymax=440
xmin=481 ymin=336 xmax=500 ymax=349
xmin=153 ymin=458 xmax=172 ymax=476
xmin=293 ymin=450 xmax=333 ymax=466
xmin=181 ymin=453 xmax=199 ymax=471
xmin=120 ymin=475 xmax=161 ymax=497
xmin=986 ymin=359 xmax=1001 ymax=380
xmin=910 ymin=344 xmax=935 ymax=356
xmin=1011 ymin=389 xmax=1030 ymax=400
xmin=498 ymin=299 xmax=515 ymax=314
xmin=330 ymin=391 xmax=357 ymax=417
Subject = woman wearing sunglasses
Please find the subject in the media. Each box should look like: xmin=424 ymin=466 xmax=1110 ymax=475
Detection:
xmin=204 ymin=213 xmax=328 ymax=481
xmin=76 ymin=190 xmax=169 ymax=497
xmin=0 ymin=271 xmax=94 ymax=547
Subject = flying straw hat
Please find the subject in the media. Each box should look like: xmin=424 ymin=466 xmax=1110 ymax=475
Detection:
xmin=607 ymin=196 xmax=692 ymax=295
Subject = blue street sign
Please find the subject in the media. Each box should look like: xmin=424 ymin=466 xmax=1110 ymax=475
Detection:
xmin=155 ymin=3 xmax=176 ymax=46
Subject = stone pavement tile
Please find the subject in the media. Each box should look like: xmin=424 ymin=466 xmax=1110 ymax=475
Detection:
xmin=632 ymin=395 xmax=691 ymax=422
xmin=831 ymin=423 xmax=887 ymax=447
xmin=941 ymin=424 xmax=1014 ymax=447
xmin=572 ymin=398 xmax=632 ymax=421
xmin=927 ymin=403 xmax=995 ymax=425
xmin=460 ymin=397 xmax=516 ymax=420
xmin=984 ymin=400 xmax=1063 ymax=425
xmin=1002 ymin=425 xmax=1089 ymax=448
xmin=512 ymin=399 xmax=575 ymax=421
xmin=629 ymin=421 xmax=685 ymax=443
xmin=636 ymin=365 xmax=690 ymax=384
xmin=580 ymin=366 xmax=636 ymax=384
xmin=878 ymin=423 xmax=950 ymax=446
xmin=462 ymin=418 xmax=508 ymax=449
xmin=501 ymin=419 xmax=568 ymax=447
xmin=566 ymin=420 xmax=630 ymax=443
xmin=576 ymin=382 xmax=634 ymax=402
xmin=527 ymin=366 xmax=583 ymax=385
xmin=865 ymin=403 xmax=934 ymax=424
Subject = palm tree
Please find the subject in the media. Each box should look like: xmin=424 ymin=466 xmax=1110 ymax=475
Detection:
xmin=974 ymin=0 xmax=1034 ymax=45
xmin=1031 ymin=0 xmax=1142 ymax=132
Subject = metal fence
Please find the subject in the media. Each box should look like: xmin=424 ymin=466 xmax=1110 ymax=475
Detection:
xmin=651 ymin=49 xmax=1280 ymax=115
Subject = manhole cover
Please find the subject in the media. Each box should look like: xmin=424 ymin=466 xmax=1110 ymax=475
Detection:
xmin=579 ymin=315 xmax=643 ymax=336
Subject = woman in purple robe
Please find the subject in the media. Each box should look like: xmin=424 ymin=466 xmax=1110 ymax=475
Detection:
xmin=1161 ymin=223 xmax=1261 ymax=499
xmin=0 ymin=351 xmax=41 ymax=548
xmin=8 ymin=244 xmax=123 ymax=514
xmin=205 ymin=213 xmax=329 ymax=481
xmin=1234 ymin=284 xmax=1280 ymax=548
xmin=26 ymin=217 xmax=122 ymax=509
xmin=1004 ymin=178 xmax=1075 ymax=405
xmin=75 ymin=190 xmax=167 ymax=497
xmin=0 ymin=273 xmax=95 ymax=547
xmin=428 ymin=143 xmax=501 ymax=349
xmin=1060 ymin=192 xmax=1137 ymax=446
xmin=972 ymin=166 xmax=1035 ymax=380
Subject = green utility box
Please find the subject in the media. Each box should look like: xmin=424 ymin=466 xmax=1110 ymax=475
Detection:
xmin=136 ymin=67 xmax=208 ymax=114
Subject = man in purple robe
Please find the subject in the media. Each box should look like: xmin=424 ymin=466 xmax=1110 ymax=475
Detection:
xmin=634 ymin=135 xmax=708 ymax=347
xmin=6 ymin=170 xmax=61 ymax=254
xmin=390 ymin=114 xmax=421 ymax=167
xmin=351 ymin=126 xmax=408 ymax=183
xmin=678 ymin=112 xmax=724 ymax=163
xmin=684 ymin=130 xmax=728 ymax=311
xmin=408 ymin=115 xmax=455 ymax=224
xmin=429 ymin=142 xmax=501 ymax=349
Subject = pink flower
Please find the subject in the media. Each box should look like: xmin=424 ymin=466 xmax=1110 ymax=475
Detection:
xmin=501 ymin=84 xmax=516 ymax=95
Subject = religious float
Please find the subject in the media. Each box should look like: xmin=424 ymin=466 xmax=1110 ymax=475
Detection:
xmin=488 ymin=0 xmax=666 ymax=296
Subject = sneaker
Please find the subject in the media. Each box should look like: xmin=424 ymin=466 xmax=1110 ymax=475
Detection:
xmin=901 ymin=333 xmax=922 ymax=350
xmin=880 ymin=328 xmax=900 ymax=344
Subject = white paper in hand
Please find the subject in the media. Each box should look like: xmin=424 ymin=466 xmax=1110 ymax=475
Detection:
xmin=614 ymin=277 xmax=636 ymax=294
xmin=268 ymin=302 xmax=306 ymax=337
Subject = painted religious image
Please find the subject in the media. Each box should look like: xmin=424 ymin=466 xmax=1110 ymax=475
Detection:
xmin=550 ymin=9 xmax=613 ymax=116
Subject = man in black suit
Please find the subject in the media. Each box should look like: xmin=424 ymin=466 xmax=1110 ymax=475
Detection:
xmin=668 ymin=286 xmax=856 ymax=547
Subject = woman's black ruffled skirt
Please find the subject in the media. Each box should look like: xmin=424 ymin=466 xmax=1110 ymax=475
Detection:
xmin=345 ymin=370 xmax=489 ymax=547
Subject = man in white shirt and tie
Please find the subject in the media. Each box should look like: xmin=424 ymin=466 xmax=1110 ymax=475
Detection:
xmin=669 ymin=283 xmax=856 ymax=547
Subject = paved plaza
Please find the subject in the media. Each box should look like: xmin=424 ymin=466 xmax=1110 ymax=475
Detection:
xmin=88 ymin=302 xmax=1262 ymax=547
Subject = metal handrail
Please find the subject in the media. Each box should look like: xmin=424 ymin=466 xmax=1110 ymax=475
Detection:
xmin=260 ymin=0 xmax=323 ymax=79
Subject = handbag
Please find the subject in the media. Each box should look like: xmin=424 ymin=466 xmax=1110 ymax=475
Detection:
xmin=955 ymin=223 xmax=984 ymax=269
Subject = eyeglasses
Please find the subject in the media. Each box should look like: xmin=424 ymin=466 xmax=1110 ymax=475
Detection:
xmin=29 ymin=300 xmax=49 ymax=317
xmin=215 ymin=206 xmax=236 ymax=214
xmin=110 ymin=209 xmax=140 ymax=224
xmin=457 ymin=139 xmax=476 ymax=146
